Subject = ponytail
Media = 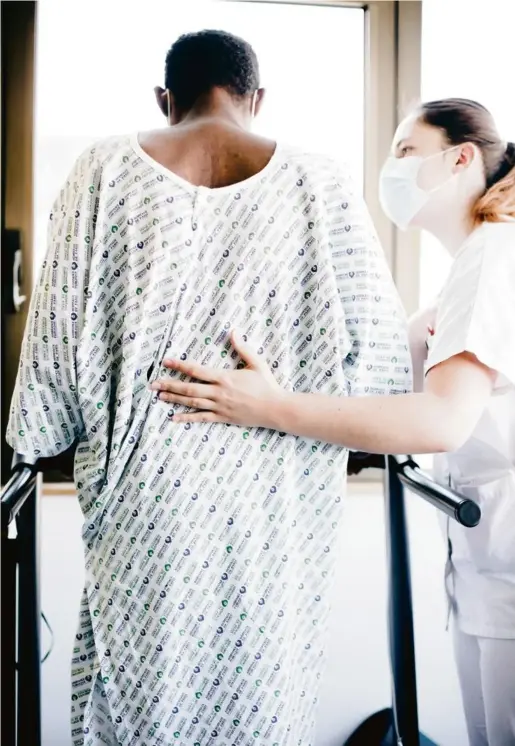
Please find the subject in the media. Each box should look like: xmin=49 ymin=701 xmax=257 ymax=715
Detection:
xmin=473 ymin=141 xmax=515 ymax=224
xmin=416 ymin=99 xmax=515 ymax=225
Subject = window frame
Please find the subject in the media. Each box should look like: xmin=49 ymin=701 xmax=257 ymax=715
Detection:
xmin=364 ymin=0 xmax=422 ymax=478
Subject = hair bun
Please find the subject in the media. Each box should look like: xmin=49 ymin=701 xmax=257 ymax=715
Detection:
xmin=489 ymin=141 xmax=515 ymax=186
xmin=505 ymin=141 xmax=515 ymax=168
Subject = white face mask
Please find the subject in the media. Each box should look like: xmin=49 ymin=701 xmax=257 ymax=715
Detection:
xmin=379 ymin=147 xmax=459 ymax=230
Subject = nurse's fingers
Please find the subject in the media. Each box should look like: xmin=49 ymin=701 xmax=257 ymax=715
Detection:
xmin=172 ymin=411 xmax=224 ymax=424
xmin=230 ymin=330 xmax=263 ymax=370
xmin=162 ymin=358 xmax=221 ymax=383
xmin=151 ymin=379 xmax=216 ymax=399
xmin=157 ymin=392 xmax=216 ymax=411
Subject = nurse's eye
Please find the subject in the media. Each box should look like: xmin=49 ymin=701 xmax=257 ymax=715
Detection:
xmin=400 ymin=146 xmax=414 ymax=157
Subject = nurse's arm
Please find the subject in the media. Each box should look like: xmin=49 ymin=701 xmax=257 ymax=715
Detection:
xmin=265 ymin=351 xmax=495 ymax=454
xmin=154 ymin=345 xmax=495 ymax=455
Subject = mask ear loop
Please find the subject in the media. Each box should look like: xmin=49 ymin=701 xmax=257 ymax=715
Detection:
xmin=419 ymin=144 xmax=463 ymax=195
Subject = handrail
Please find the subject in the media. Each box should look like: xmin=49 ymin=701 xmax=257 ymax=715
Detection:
xmin=1 ymin=454 xmax=42 ymax=746
xmin=345 ymin=454 xmax=480 ymax=746
xmin=393 ymin=455 xmax=480 ymax=528
xmin=1 ymin=461 xmax=38 ymax=530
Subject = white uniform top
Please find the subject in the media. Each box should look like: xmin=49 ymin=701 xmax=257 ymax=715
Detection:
xmin=427 ymin=221 xmax=515 ymax=638
xmin=7 ymin=135 xmax=411 ymax=746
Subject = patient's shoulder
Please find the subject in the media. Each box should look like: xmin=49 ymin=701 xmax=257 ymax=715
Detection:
xmin=279 ymin=144 xmax=359 ymax=196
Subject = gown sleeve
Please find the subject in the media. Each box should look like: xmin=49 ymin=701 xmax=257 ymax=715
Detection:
xmin=324 ymin=164 xmax=413 ymax=397
xmin=6 ymin=147 xmax=101 ymax=459
xmin=427 ymin=226 xmax=515 ymax=389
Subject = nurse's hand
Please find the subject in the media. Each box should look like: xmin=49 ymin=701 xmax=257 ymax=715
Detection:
xmin=408 ymin=304 xmax=437 ymax=393
xmin=152 ymin=331 xmax=285 ymax=427
xmin=408 ymin=304 xmax=436 ymax=350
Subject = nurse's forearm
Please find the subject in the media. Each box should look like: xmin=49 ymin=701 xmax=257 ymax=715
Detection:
xmin=267 ymin=351 xmax=495 ymax=454
xmin=268 ymin=391 xmax=465 ymax=455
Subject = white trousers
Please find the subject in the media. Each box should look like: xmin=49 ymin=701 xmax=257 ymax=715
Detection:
xmin=453 ymin=626 xmax=515 ymax=746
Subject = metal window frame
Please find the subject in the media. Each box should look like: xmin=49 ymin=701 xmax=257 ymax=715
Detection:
xmin=363 ymin=0 xmax=422 ymax=481
xmin=391 ymin=0 xmax=422 ymax=317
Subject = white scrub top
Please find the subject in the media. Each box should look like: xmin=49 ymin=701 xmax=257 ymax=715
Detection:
xmin=7 ymin=136 xmax=411 ymax=746
xmin=427 ymin=221 xmax=515 ymax=638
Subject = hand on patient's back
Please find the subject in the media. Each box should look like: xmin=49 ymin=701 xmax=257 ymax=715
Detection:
xmin=151 ymin=331 xmax=284 ymax=427
xmin=408 ymin=304 xmax=437 ymax=351
xmin=408 ymin=304 xmax=437 ymax=393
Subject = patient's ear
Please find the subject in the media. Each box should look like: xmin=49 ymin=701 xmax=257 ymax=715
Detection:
xmin=254 ymin=88 xmax=266 ymax=117
xmin=154 ymin=86 xmax=169 ymax=119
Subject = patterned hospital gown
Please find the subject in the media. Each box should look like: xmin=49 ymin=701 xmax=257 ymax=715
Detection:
xmin=7 ymin=135 xmax=411 ymax=746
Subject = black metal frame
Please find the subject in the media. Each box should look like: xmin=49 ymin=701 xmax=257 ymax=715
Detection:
xmin=345 ymin=455 xmax=480 ymax=746
xmin=1 ymin=457 xmax=42 ymax=746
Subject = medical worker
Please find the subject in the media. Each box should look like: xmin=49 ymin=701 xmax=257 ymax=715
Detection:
xmin=153 ymin=98 xmax=515 ymax=746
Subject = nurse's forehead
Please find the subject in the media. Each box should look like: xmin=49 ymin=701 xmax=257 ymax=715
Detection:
xmin=392 ymin=115 xmax=442 ymax=149
xmin=393 ymin=115 xmax=419 ymax=146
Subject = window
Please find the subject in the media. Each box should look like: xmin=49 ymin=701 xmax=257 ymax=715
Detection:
xmin=34 ymin=0 xmax=364 ymax=277
xmin=413 ymin=0 xmax=514 ymax=472
xmin=419 ymin=0 xmax=515 ymax=307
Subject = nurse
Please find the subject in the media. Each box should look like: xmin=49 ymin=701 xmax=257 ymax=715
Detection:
xmin=153 ymin=98 xmax=515 ymax=746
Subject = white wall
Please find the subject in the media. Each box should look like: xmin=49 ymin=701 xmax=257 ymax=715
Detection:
xmin=40 ymin=490 xmax=467 ymax=746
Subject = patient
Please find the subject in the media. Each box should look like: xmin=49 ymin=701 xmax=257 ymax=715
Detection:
xmin=7 ymin=29 xmax=411 ymax=746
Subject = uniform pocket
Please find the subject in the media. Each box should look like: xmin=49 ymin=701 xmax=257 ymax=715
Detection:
xmin=452 ymin=472 xmax=515 ymax=573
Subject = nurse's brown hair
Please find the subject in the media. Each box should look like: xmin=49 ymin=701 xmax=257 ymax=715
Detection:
xmin=417 ymin=98 xmax=515 ymax=224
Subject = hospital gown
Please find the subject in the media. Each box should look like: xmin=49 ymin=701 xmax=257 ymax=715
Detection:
xmin=7 ymin=135 xmax=412 ymax=746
